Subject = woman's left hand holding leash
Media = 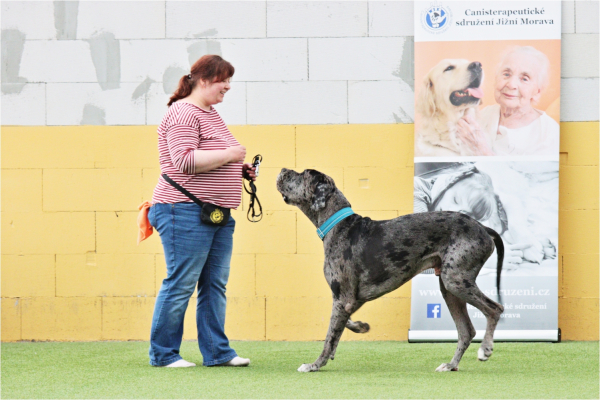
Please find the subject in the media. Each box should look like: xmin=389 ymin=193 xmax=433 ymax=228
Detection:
xmin=242 ymin=164 xmax=257 ymax=181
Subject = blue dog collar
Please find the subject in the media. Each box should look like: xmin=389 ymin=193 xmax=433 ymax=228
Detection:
xmin=317 ymin=208 xmax=354 ymax=240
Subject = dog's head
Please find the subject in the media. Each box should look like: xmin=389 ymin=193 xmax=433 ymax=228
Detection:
xmin=277 ymin=168 xmax=347 ymax=224
xmin=418 ymin=59 xmax=484 ymax=120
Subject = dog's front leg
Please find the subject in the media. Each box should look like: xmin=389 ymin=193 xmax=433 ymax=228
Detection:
xmin=298 ymin=301 xmax=349 ymax=372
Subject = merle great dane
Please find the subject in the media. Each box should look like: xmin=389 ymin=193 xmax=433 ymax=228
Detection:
xmin=276 ymin=168 xmax=505 ymax=372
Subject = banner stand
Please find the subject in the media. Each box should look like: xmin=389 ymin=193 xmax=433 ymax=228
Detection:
xmin=410 ymin=1 xmax=561 ymax=342
xmin=408 ymin=329 xmax=561 ymax=343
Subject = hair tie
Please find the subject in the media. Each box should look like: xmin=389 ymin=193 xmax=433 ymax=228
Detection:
xmin=187 ymin=74 xmax=192 ymax=79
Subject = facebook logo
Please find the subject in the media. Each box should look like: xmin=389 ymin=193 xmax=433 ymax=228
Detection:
xmin=427 ymin=304 xmax=442 ymax=318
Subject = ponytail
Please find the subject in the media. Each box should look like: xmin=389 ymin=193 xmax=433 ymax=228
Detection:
xmin=168 ymin=74 xmax=194 ymax=106
xmin=167 ymin=55 xmax=234 ymax=107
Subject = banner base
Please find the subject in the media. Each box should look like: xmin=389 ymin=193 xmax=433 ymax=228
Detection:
xmin=408 ymin=329 xmax=560 ymax=342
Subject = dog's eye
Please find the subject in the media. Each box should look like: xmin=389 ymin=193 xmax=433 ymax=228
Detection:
xmin=444 ymin=66 xmax=455 ymax=72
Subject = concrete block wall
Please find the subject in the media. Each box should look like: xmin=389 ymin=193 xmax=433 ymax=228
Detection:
xmin=1 ymin=1 xmax=598 ymax=342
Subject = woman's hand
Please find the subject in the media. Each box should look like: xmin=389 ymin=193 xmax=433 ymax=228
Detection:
xmin=227 ymin=145 xmax=247 ymax=163
xmin=242 ymin=163 xmax=257 ymax=181
xmin=456 ymin=115 xmax=495 ymax=156
xmin=504 ymin=242 xmax=532 ymax=269
xmin=540 ymin=238 xmax=557 ymax=259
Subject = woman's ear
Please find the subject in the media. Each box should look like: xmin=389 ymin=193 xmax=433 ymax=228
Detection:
xmin=531 ymin=86 xmax=542 ymax=104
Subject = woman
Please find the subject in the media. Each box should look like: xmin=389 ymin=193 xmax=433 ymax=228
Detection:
xmin=147 ymin=55 xmax=255 ymax=368
xmin=457 ymin=46 xmax=559 ymax=156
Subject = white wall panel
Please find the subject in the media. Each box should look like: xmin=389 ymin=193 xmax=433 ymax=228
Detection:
xmin=166 ymin=1 xmax=266 ymax=38
xmin=562 ymin=1 xmax=576 ymax=34
xmin=20 ymin=41 xmax=97 ymax=83
xmin=1 ymin=1 xmax=56 ymax=39
xmin=146 ymin=83 xmax=170 ymax=126
xmin=368 ymin=1 xmax=414 ymax=37
xmin=76 ymin=1 xmax=165 ymax=39
xmin=348 ymin=80 xmax=414 ymax=124
xmin=562 ymin=34 xmax=600 ymax=77
xmin=575 ymin=1 xmax=599 ymax=33
xmin=309 ymin=37 xmax=405 ymax=81
xmin=46 ymin=83 xmax=145 ymax=125
xmin=121 ymin=40 xmax=190 ymax=83
xmin=560 ymin=78 xmax=599 ymax=121
xmin=267 ymin=1 xmax=367 ymax=37
xmin=122 ymin=38 xmax=308 ymax=82
xmin=1 ymin=83 xmax=46 ymax=125
xmin=221 ymin=39 xmax=308 ymax=82
xmin=247 ymin=81 xmax=347 ymax=124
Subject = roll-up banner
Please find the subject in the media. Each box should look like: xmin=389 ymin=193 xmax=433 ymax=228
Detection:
xmin=410 ymin=1 xmax=561 ymax=342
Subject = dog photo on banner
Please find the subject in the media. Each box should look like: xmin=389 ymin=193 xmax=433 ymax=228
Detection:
xmin=411 ymin=0 xmax=561 ymax=342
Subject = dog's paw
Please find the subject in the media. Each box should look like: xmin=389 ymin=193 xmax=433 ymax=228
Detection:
xmin=297 ymin=363 xmax=318 ymax=373
xmin=435 ymin=363 xmax=458 ymax=372
xmin=478 ymin=347 xmax=492 ymax=361
xmin=358 ymin=322 xmax=370 ymax=333
xmin=346 ymin=320 xmax=370 ymax=334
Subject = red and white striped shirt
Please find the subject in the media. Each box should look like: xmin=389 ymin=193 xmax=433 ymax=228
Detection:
xmin=152 ymin=102 xmax=243 ymax=209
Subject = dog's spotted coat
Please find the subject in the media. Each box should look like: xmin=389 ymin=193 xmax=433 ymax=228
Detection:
xmin=276 ymin=168 xmax=505 ymax=372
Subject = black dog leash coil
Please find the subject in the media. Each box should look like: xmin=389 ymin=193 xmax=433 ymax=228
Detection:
xmin=244 ymin=155 xmax=263 ymax=222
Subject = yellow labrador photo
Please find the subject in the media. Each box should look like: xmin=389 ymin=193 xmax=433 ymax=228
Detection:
xmin=415 ymin=59 xmax=484 ymax=156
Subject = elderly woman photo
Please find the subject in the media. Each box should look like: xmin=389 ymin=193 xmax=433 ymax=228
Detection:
xmin=457 ymin=46 xmax=560 ymax=156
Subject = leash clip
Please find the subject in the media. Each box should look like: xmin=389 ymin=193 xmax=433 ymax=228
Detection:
xmin=252 ymin=154 xmax=262 ymax=177
xmin=244 ymin=154 xmax=263 ymax=222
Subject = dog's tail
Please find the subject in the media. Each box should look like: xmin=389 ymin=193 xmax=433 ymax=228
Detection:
xmin=485 ymin=226 xmax=504 ymax=305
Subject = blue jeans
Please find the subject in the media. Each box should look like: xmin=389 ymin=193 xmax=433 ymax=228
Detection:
xmin=148 ymin=202 xmax=238 ymax=366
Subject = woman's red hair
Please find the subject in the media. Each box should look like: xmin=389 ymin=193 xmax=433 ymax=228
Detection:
xmin=167 ymin=55 xmax=234 ymax=106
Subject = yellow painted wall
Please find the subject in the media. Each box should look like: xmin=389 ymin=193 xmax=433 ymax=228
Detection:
xmin=1 ymin=122 xmax=598 ymax=342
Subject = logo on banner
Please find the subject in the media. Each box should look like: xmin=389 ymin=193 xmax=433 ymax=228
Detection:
xmin=421 ymin=3 xmax=452 ymax=34
xmin=427 ymin=304 xmax=442 ymax=318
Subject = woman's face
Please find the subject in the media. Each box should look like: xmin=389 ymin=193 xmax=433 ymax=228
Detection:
xmin=200 ymin=77 xmax=231 ymax=106
xmin=434 ymin=180 xmax=472 ymax=215
xmin=494 ymin=52 xmax=542 ymax=110
xmin=434 ymin=178 xmax=504 ymax=233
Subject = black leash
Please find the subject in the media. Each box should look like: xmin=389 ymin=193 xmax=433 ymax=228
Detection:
xmin=244 ymin=154 xmax=263 ymax=222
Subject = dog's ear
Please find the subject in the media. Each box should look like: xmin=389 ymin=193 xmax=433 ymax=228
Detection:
xmin=311 ymin=176 xmax=335 ymax=212
xmin=417 ymin=77 xmax=437 ymax=118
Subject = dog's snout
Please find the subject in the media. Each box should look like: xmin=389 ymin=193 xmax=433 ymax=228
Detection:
xmin=468 ymin=62 xmax=482 ymax=72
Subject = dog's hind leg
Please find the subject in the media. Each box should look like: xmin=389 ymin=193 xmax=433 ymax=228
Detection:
xmin=435 ymin=277 xmax=476 ymax=372
xmin=457 ymin=287 xmax=502 ymax=362
xmin=441 ymin=272 xmax=504 ymax=365
xmin=474 ymin=291 xmax=503 ymax=361
xmin=298 ymin=301 xmax=350 ymax=372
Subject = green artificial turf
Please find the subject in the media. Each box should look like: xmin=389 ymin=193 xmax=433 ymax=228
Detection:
xmin=1 ymin=341 xmax=598 ymax=399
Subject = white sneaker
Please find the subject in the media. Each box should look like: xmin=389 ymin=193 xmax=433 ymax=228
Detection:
xmin=165 ymin=359 xmax=196 ymax=368
xmin=216 ymin=356 xmax=250 ymax=367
